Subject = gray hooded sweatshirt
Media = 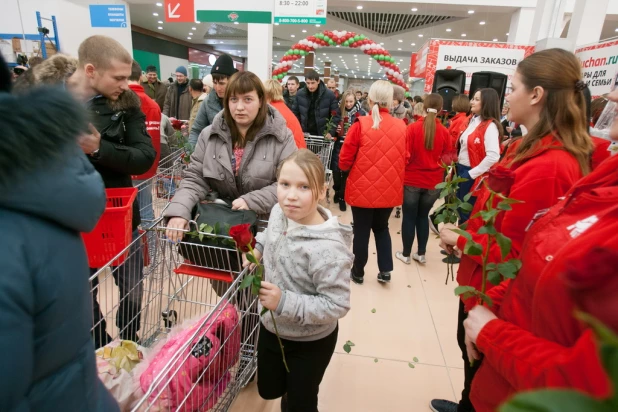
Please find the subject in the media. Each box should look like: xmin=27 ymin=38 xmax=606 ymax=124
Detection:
xmin=255 ymin=204 xmax=354 ymax=341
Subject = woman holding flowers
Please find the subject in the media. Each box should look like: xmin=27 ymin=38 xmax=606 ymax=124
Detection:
xmin=431 ymin=48 xmax=593 ymax=412
xmin=244 ymin=149 xmax=353 ymax=412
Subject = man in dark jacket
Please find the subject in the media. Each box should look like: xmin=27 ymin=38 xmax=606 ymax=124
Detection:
xmin=142 ymin=64 xmax=168 ymax=110
xmin=163 ymin=65 xmax=192 ymax=120
xmin=0 ymin=60 xmax=120 ymax=411
xmin=189 ymin=53 xmax=237 ymax=147
xmin=284 ymin=75 xmax=300 ymax=110
xmin=68 ymin=35 xmax=156 ymax=347
xmin=292 ymin=70 xmax=340 ymax=139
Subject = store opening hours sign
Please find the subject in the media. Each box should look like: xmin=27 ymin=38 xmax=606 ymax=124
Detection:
xmin=274 ymin=0 xmax=327 ymax=25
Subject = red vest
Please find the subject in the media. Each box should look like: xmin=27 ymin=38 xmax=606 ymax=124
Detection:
xmin=466 ymin=119 xmax=493 ymax=169
xmin=448 ymin=112 xmax=470 ymax=148
xmin=129 ymin=84 xmax=161 ymax=180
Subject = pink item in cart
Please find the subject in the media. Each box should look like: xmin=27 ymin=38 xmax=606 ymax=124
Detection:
xmin=139 ymin=301 xmax=240 ymax=411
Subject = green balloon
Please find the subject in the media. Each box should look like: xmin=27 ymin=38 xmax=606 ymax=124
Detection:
xmin=293 ymin=50 xmax=300 ymax=55
xmin=378 ymin=55 xmax=385 ymax=61
xmin=316 ymin=33 xmax=324 ymax=39
xmin=323 ymin=36 xmax=330 ymax=42
xmin=359 ymin=34 xmax=366 ymax=40
xmin=373 ymin=54 xmax=380 ymax=60
xmin=278 ymin=74 xmax=284 ymax=79
xmin=343 ymin=40 xmax=350 ymax=47
xmin=354 ymin=35 xmax=361 ymax=41
xmin=329 ymin=40 xmax=336 ymax=45
xmin=300 ymin=50 xmax=306 ymax=56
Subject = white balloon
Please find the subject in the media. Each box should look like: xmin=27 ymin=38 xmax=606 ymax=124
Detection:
xmin=341 ymin=31 xmax=347 ymax=36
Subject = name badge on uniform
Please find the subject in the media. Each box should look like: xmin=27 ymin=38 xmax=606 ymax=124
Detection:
xmin=525 ymin=208 xmax=550 ymax=232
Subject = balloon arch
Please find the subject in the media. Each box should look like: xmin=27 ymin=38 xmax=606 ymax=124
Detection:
xmin=272 ymin=29 xmax=409 ymax=91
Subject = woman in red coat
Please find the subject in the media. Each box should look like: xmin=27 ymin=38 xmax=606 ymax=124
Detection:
xmin=461 ymin=86 xmax=618 ymax=412
xmin=431 ymin=48 xmax=594 ymax=412
xmin=396 ymin=93 xmax=451 ymax=265
xmin=339 ymin=80 xmax=407 ymax=285
xmin=448 ymin=94 xmax=471 ymax=150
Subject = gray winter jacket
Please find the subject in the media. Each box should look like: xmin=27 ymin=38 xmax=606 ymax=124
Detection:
xmin=189 ymin=89 xmax=224 ymax=147
xmin=163 ymin=107 xmax=297 ymax=220
xmin=255 ymin=204 xmax=353 ymax=341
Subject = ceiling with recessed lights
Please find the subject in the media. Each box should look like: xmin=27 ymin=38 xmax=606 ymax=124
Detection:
xmin=127 ymin=0 xmax=618 ymax=80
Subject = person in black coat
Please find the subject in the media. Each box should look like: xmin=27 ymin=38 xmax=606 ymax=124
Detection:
xmin=66 ymin=35 xmax=156 ymax=347
xmin=292 ymin=69 xmax=341 ymax=138
xmin=0 ymin=59 xmax=120 ymax=410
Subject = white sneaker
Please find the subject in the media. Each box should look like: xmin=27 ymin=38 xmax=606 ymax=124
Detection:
xmin=413 ymin=253 xmax=427 ymax=264
xmin=396 ymin=251 xmax=411 ymax=264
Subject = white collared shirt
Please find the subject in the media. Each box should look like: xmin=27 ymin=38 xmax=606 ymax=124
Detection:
xmin=458 ymin=115 xmax=501 ymax=179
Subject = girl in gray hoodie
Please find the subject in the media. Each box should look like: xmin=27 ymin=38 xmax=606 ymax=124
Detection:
xmin=247 ymin=149 xmax=353 ymax=411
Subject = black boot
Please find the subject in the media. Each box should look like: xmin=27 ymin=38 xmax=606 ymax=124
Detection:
xmin=339 ymin=200 xmax=347 ymax=211
xmin=281 ymin=393 xmax=288 ymax=412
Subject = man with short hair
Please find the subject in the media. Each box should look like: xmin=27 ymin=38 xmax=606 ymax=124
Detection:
xmin=67 ymin=35 xmax=156 ymax=347
xmin=284 ymin=76 xmax=300 ymax=109
xmin=355 ymin=90 xmax=363 ymax=100
xmin=292 ymin=70 xmax=340 ymax=139
xmin=188 ymin=78 xmax=206 ymax=132
xmin=189 ymin=54 xmax=238 ymax=147
xmin=142 ymin=65 xmax=168 ymax=110
xmin=326 ymin=78 xmax=340 ymax=101
xmin=163 ymin=66 xmax=192 ymax=120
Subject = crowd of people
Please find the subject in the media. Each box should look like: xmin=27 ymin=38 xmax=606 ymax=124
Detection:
xmin=1 ymin=33 xmax=617 ymax=412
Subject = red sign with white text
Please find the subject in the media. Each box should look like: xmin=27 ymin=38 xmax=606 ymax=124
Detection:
xmin=164 ymin=0 xmax=194 ymax=23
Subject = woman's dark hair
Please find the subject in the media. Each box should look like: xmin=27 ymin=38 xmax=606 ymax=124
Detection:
xmin=475 ymin=88 xmax=504 ymax=137
xmin=510 ymin=48 xmax=592 ymax=174
xmin=413 ymin=95 xmax=423 ymax=104
xmin=423 ymin=93 xmax=443 ymax=150
xmin=190 ymin=79 xmax=204 ymax=92
xmin=223 ymin=71 xmax=269 ymax=148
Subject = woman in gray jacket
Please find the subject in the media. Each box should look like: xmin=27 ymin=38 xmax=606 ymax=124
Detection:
xmin=165 ymin=71 xmax=297 ymax=240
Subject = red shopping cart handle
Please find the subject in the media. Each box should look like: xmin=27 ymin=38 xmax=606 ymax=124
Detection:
xmin=173 ymin=262 xmax=234 ymax=283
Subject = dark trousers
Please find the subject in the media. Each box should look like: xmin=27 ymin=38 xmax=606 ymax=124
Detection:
xmin=91 ymin=229 xmax=144 ymax=348
xmin=258 ymin=324 xmax=338 ymax=412
xmin=331 ymin=142 xmax=348 ymax=201
xmin=351 ymin=206 xmax=394 ymax=277
xmin=457 ymin=300 xmax=481 ymax=412
xmin=401 ymin=186 xmax=440 ymax=256
xmin=456 ymin=163 xmax=477 ymax=224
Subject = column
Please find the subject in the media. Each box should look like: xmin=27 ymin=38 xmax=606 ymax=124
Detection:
xmin=334 ymin=70 xmax=339 ymax=83
xmin=324 ymin=61 xmax=332 ymax=80
xmin=507 ymin=8 xmax=536 ymax=44
xmin=247 ymin=23 xmax=272 ymax=80
xmin=567 ymin=0 xmax=610 ymax=47
xmin=531 ymin=0 xmax=574 ymax=51
xmin=304 ymin=52 xmax=315 ymax=76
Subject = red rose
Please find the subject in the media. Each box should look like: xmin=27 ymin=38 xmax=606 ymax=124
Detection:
xmin=440 ymin=152 xmax=458 ymax=166
xmin=355 ymin=112 xmax=361 ymax=118
xmin=171 ymin=119 xmax=183 ymax=130
xmin=343 ymin=116 xmax=349 ymax=123
xmin=562 ymin=247 xmax=618 ymax=332
xmin=229 ymin=224 xmax=255 ymax=253
xmin=331 ymin=110 xmax=337 ymax=117
xmin=487 ymin=165 xmax=516 ymax=194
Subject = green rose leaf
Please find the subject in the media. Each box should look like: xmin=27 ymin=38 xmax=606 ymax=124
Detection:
xmin=495 ymin=232 xmax=513 ymax=260
xmin=488 ymin=269 xmax=502 ymax=286
xmin=408 ymin=363 xmax=415 ymax=368
xmin=464 ymin=241 xmax=483 ymax=256
xmin=454 ymin=285 xmax=476 ymax=296
xmin=464 ymin=193 xmax=473 ymax=202
xmin=460 ymin=202 xmax=474 ymax=212
xmin=374 ymin=358 xmax=379 ymax=363
xmin=480 ymin=209 xmax=500 ymax=222
xmin=478 ymin=225 xmax=497 ymax=236
xmin=451 ymin=229 xmax=472 ymax=241
xmin=435 ymin=182 xmax=448 ymax=190
xmin=256 ymin=265 xmax=264 ymax=278
xmin=246 ymin=253 xmax=259 ymax=264
xmin=240 ymin=275 xmax=255 ymax=290
xmin=343 ymin=340 xmax=355 ymax=354
xmin=497 ymin=201 xmax=513 ymax=211
xmin=413 ymin=357 xmax=419 ymax=362
xmin=477 ymin=292 xmax=494 ymax=307
xmin=260 ymin=307 xmax=269 ymax=316
xmin=499 ymin=389 xmax=611 ymax=412
xmin=371 ymin=308 xmax=376 ymax=313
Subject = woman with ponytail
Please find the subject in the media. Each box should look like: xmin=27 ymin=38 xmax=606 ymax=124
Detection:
xmin=431 ymin=48 xmax=593 ymax=412
xmin=339 ymin=80 xmax=407 ymax=285
xmin=396 ymin=93 xmax=451 ymax=265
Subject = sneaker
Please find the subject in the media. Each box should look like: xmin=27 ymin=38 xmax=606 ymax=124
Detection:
xmin=412 ymin=253 xmax=427 ymax=264
xmin=339 ymin=200 xmax=347 ymax=212
xmin=377 ymin=272 xmax=391 ymax=283
xmin=350 ymin=271 xmax=364 ymax=285
xmin=430 ymin=399 xmax=458 ymax=412
xmin=429 ymin=215 xmax=440 ymax=235
xmin=396 ymin=251 xmax=411 ymax=265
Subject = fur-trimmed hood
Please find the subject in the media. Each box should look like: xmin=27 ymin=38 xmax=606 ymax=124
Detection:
xmin=0 ymin=87 xmax=106 ymax=232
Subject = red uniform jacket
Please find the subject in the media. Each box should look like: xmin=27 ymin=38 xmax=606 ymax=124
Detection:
xmin=456 ymin=135 xmax=583 ymax=312
xmin=270 ymin=100 xmax=306 ymax=149
xmin=129 ymin=84 xmax=161 ymax=180
xmin=466 ymin=119 xmax=493 ymax=169
xmin=339 ymin=108 xmax=407 ymax=208
xmin=404 ymin=118 xmax=452 ymax=189
xmin=591 ymin=136 xmax=611 ymax=171
xmin=470 ymin=154 xmax=618 ymax=412
xmin=448 ymin=112 xmax=469 ymax=150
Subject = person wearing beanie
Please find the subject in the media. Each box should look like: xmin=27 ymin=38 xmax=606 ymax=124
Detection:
xmin=203 ymin=73 xmax=213 ymax=95
xmin=391 ymin=85 xmax=410 ymax=122
xmin=141 ymin=65 xmax=168 ymax=111
xmin=163 ymin=65 xmax=192 ymax=120
xmin=189 ymin=53 xmax=238 ymax=147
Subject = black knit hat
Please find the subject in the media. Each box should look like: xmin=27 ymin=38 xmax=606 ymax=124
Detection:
xmin=211 ymin=54 xmax=238 ymax=77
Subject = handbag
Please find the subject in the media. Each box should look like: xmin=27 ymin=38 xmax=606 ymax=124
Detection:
xmin=178 ymin=201 xmax=257 ymax=274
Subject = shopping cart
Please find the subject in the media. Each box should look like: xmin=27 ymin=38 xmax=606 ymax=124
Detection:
xmin=91 ymin=220 xmax=267 ymax=411
xmin=305 ymin=134 xmax=335 ymax=203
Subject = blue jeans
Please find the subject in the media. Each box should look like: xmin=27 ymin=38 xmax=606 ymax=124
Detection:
xmin=133 ymin=179 xmax=156 ymax=229
xmin=401 ymin=186 xmax=440 ymax=256
xmin=456 ymin=164 xmax=477 ymax=224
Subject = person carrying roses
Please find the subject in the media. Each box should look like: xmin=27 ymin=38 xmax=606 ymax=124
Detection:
xmin=430 ymin=48 xmax=594 ymax=412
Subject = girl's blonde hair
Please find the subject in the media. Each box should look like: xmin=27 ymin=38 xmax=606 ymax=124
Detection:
xmin=277 ymin=149 xmax=326 ymax=200
xmin=263 ymin=79 xmax=284 ymax=102
xmin=368 ymin=80 xmax=394 ymax=129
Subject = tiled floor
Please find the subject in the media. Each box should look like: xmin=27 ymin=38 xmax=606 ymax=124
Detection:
xmin=229 ymin=202 xmax=463 ymax=412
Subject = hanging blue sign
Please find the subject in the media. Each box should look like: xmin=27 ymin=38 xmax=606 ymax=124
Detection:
xmin=89 ymin=5 xmax=128 ymax=28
